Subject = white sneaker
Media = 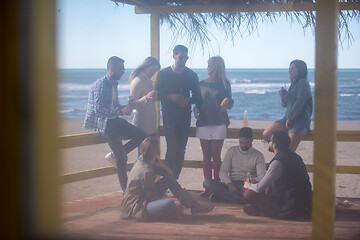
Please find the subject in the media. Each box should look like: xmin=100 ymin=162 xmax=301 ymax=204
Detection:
xmin=105 ymin=152 xmax=116 ymax=168
xmin=164 ymin=189 xmax=175 ymax=198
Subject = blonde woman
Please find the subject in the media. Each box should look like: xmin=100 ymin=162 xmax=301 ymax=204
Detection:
xmin=193 ymin=56 xmax=234 ymax=197
xmin=105 ymin=57 xmax=160 ymax=163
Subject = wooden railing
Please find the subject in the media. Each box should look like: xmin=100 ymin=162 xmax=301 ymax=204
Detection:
xmin=59 ymin=127 xmax=360 ymax=184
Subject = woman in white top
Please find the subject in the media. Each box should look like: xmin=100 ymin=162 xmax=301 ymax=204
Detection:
xmin=129 ymin=56 xmax=160 ymax=137
xmin=105 ymin=57 xmax=160 ymax=163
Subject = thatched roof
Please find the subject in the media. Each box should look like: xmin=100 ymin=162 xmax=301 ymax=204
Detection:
xmin=112 ymin=0 xmax=360 ymax=51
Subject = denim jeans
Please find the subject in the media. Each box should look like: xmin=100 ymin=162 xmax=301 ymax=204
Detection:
xmin=145 ymin=175 xmax=183 ymax=220
xmin=146 ymin=199 xmax=176 ymax=221
xmin=163 ymin=113 xmax=191 ymax=179
xmin=203 ymin=179 xmax=245 ymax=203
xmin=105 ymin=117 xmax=147 ymax=191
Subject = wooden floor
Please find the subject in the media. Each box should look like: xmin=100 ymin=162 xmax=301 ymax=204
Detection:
xmin=61 ymin=190 xmax=360 ymax=240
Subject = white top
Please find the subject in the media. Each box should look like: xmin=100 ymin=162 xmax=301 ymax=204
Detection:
xmin=130 ymin=73 xmax=157 ymax=135
xmin=248 ymin=160 xmax=283 ymax=193
xmin=219 ymin=145 xmax=266 ymax=185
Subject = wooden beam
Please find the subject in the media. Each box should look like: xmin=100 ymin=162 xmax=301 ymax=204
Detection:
xmin=135 ymin=2 xmax=359 ymax=14
xmin=59 ymin=128 xmax=360 ymax=149
xmin=59 ymin=161 xmax=360 ymax=184
xmin=312 ymin=0 xmax=339 ymax=239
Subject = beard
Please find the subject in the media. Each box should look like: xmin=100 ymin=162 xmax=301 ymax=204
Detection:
xmin=268 ymin=146 xmax=274 ymax=152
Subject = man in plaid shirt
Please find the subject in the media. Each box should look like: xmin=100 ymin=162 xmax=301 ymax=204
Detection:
xmin=83 ymin=56 xmax=147 ymax=192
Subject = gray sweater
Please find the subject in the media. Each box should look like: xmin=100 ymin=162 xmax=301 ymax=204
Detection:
xmin=219 ymin=145 xmax=266 ymax=185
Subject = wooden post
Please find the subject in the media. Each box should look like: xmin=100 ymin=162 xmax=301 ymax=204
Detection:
xmin=28 ymin=0 xmax=60 ymax=238
xmin=312 ymin=0 xmax=338 ymax=239
xmin=150 ymin=13 xmax=161 ymax=136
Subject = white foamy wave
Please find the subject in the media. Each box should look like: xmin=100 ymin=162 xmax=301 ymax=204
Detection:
xmin=59 ymin=83 xmax=92 ymax=91
xmin=340 ymin=93 xmax=355 ymax=97
xmin=230 ymin=78 xmax=252 ymax=83
xmin=59 ymin=83 xmax=130 ymax=91
xmin=118 ymin=84 xmax=130 ymax=90
xmin=59 ymin=107 xmax=87 ymax=114
xmin=244 ymin=90 xmax=268 ymax=94
xmin=231 ymin=83 xmax=284 ymax=88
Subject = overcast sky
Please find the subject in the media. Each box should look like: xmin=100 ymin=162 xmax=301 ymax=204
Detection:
xmin=57 ymin=0 xmax=360 ymax=69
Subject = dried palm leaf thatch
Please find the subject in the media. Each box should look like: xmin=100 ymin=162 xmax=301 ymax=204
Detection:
xmin=112 ymin=0 xmax=360 ymax=53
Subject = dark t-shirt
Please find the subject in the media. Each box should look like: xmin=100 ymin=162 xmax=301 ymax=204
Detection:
xmin=195 ymin=80 xmax=233 ymax=128
xmin=155 ymin=66 xmax=201 ymax=119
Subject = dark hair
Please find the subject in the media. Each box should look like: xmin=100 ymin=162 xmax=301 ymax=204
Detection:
xmin=271 ymin=131 xmax=290 ymax=151
xmin=129 ymin=57 xmax=160 ymax=83
xmin=107 ymin=56 xmax=125 ymax=70
xmin=173 ymin=45 xmax=188 ymax=55
xmin=238 ymin=127 xmax=253 ymax=139
xmin=290 ymin=59 xmax=308 ymax=80
xmin=140 ymin=137 xmax=160 ymax=160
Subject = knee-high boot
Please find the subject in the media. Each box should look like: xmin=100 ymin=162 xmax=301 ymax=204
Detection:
xmin=177 ymin=188 xmax=214 ymax=215
xmin=200 ymin=161 xmax=212 ymax=197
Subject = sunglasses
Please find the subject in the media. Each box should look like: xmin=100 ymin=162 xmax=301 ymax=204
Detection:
xmin=178 ymin=55 xmax=189 ymax=60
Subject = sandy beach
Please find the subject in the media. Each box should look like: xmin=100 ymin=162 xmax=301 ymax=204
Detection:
xmin=60 ymin=118 xmax=360 ymax=203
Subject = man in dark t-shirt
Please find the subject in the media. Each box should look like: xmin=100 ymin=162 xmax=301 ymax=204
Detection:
xmin=155 ymin=45 xmax=201 ymax=179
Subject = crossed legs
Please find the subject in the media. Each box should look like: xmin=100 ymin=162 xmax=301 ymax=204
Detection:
xmin=263 ymin=121 xmax=305 ymax=152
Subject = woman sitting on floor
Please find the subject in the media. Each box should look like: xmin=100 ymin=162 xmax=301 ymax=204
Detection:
xmin=120 ymin=136 xmax=214 ymax=221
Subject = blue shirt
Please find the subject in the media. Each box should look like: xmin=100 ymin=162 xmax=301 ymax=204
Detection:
xmin=278 ymin=78 xmax=313 ymax=132
xmin=83 ymin=75 xmax=125 ymax=136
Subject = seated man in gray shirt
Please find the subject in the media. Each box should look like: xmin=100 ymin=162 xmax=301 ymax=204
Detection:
xmin=203 ymin=127 xmax=266 ymax=203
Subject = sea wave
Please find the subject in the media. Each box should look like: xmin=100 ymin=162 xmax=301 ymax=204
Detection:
xmin=340 ymin=94 xmax=355 ymax=97
xmin=59 ymin=83 xmax=130 ymax=91
xmin=229 ymin=78 xmax=252 ymax=83
xmin=243 ymin=90 xmax=268 ymax=95
xmin=59 ymin=83 xmax=92 ymax=91
xmin=59 ymin=106 xmax=87 ymax=114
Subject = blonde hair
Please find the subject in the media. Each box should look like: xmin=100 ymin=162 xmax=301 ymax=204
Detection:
xmin=129 ymin=57 xmax=160 ymax=84
xmin=208 ymin=56 xmax=228 ymax=88
xmin=140 ymin=137 xmax=160 ymax=160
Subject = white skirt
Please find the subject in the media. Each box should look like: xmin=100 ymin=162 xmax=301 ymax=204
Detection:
xmin=196 ymin=124 xmax=227 ymax=140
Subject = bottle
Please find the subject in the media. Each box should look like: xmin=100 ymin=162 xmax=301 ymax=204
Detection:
xmin=243 ymin=110 xmax=248 ymax=127
xmin=246 ymin=172 xmax=252 ymax=181
xmin=127 ymin=96 xmax=132 ymax=105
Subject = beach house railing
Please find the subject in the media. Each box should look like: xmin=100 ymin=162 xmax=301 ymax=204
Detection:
xmin=59 ymin=127 xmax=360 ymax=184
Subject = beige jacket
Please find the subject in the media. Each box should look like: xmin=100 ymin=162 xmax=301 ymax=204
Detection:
xmin=130 ymin=73 xmax=157 ymax=135
xmin=120 ymin=156 xmax=158 ymax=221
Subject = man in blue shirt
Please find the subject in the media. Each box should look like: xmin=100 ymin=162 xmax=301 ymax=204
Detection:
xmin=83 ymin=56 xmax=147 ymax=192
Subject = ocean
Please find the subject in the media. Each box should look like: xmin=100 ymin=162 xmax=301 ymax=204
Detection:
xmin=58 ymin=68 xmax=360 ymax=121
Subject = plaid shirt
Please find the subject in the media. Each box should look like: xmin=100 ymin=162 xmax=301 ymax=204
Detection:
xmin=83 ymin=75 xmax=125 ymax=136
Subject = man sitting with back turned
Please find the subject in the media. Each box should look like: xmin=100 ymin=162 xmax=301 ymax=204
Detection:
xmin=242 ymin=130 xmax=312 ymax=219
xmin=203 ymin=127 xmax=266 ymax=203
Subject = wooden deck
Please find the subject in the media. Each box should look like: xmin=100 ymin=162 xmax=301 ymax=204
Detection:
xmin=61 ymin=190 xmax=360 ymax=240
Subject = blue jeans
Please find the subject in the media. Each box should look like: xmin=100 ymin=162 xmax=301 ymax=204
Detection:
xmin=105 ymin=117 xmax=147 ymax=191
xmin=203 ymin=179 xmax=245 ymax=203
xmin=163 ymin=113 xmax=191 ymax=179
xmin=146 ymin=175 xmax=183 ymax=220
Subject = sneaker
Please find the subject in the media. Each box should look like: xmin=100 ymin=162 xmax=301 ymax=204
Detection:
xmin=243 ymin=204 xmax=261 ymax=216
xmin=105 ymin=152 xmax=116 ymax=168
xmin=209 ymin=193 xmax=224 ymax=203
xmin=164 ymin=189 xmax=175 ymax=198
